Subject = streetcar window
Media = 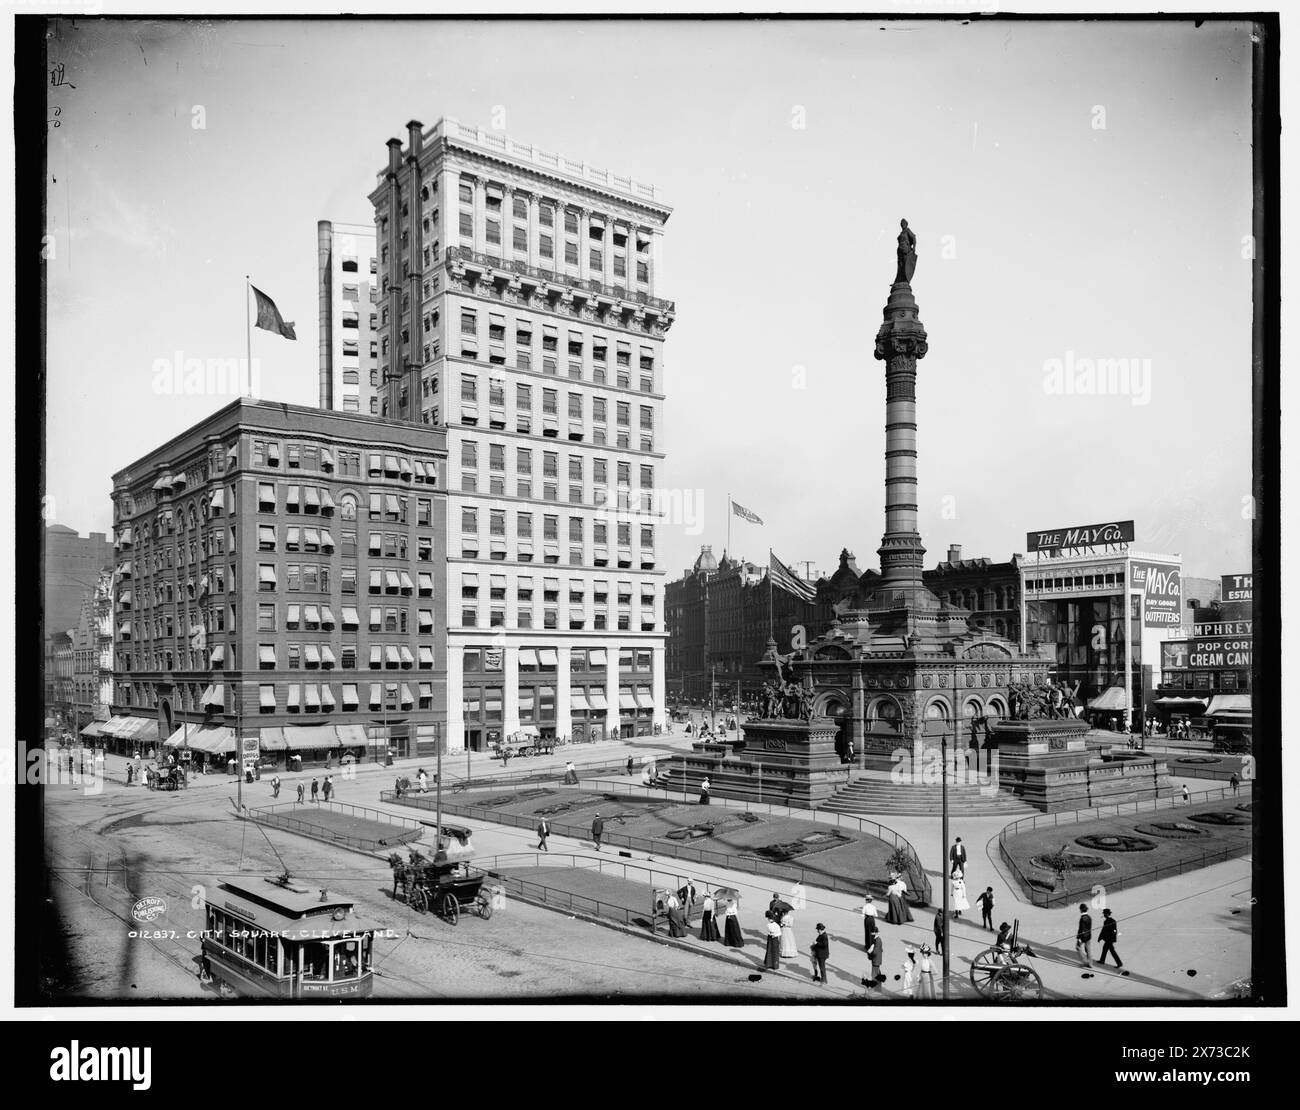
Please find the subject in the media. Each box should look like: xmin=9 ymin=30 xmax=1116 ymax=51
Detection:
xmin=212 ymin=910 xmax=227 ymax=949
xmin=266 ymin=937 xmax=279 ymax=975
xmin=255 ymin=933 xmax=267 ymax=968
xmin=302 ymin=942 xmax=329 ymax=982
xmin=361 ymin=935 xmax=373 ymax=973
xmin=334 ymin=940 xmax=359 ymax=980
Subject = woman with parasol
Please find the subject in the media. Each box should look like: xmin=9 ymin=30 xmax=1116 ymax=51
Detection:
xmin=779 ymin=902 xmax=798 ymax=958
xmin=763 ymin=912 xmax=782 ymax=970
xmin=666 ymin=891 xmax=689 ymax=938
xmin=717 ymin=888 xmax=745 ymax=948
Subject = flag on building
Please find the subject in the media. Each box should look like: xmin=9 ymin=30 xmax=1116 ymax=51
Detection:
xmin=769 ymin=551 xmax=817 ymax=601
xmin=252 ymin=286 xmax=297 ymax=340
xmin=732 ymin=500 xmax=763 ymax=525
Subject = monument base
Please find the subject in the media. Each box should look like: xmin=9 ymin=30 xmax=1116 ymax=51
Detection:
xmin=992 ymin=719 xmax=1171 ymax=812
xmin=664 ymin=717 xmax=850 ymax=808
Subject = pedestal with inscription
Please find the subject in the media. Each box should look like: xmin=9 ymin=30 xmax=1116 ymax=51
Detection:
xmin=665 ymin=717 xmax=850 ymax=808
xmin=991 ymin=718 xmax=1170 ymax=812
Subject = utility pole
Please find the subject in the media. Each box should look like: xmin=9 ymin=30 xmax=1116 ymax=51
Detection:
xmin=942 ymin=663 xmax=953 ymax=1000
xmin=710 ymin=664 xmax=717 ymax=734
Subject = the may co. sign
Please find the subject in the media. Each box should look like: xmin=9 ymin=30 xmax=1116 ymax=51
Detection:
xmin=1130 ymin=561 xmax=1182 ymax=627
xmin=1026 ymin=520 xmax=1135 ymax=553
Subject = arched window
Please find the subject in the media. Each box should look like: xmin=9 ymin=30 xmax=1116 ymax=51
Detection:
xmin=340 ymin=493 xmax=358 ymax=521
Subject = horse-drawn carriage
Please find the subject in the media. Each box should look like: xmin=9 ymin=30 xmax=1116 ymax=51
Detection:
xmin=387 ymin=826 xmax=495 ymax=925
xmin=969 ymin=919 xmax=1044 ymax=1000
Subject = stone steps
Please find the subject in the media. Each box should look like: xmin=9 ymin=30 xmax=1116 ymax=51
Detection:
xmin=822 ymin=779 xmax=1037 ymax=818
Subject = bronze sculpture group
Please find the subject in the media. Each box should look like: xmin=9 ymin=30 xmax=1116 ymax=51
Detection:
xmin=1008 ymin=679 xmax=1080 ymax=721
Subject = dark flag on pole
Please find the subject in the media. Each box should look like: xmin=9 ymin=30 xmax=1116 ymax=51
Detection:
xmin=769 ymin=551 xmax=818 ymax=601
xmin=251 ymin=286 xmax=297 ymax=340
xmin=731 ymin=500 xmax=764 ymax=525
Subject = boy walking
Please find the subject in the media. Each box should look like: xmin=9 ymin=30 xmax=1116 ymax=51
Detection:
xmin=1076 ymin=903 xmax=1093 ymax=968
xmin=976 ymin=886 xmax=996 ymax=931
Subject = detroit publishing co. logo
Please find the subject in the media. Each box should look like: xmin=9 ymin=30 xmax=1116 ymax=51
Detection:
xmin=130 ymin=897 xmax=167 ymax=924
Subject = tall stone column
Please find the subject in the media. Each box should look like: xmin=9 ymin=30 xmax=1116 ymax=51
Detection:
xmin=873 ymin=221 xmax=929 ymax=602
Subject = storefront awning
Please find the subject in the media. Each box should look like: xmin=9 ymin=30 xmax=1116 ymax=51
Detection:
xmin=79 ymin=722 xmax=108 ymax=739
xmin=1206 ymin=695 xmax=1252 ymax=716
xmin=282 ymin=725 xmax=340 ymax=751
xmin=1154 ymin=696 xmax=1208 ymax=708
xmin=1089 ymin=686 xmax=1128 ymax=711
xmin=100 ymin=716 xmax=160 ymax=740
xmin=164 ymin=724 xmax=235 ymax=754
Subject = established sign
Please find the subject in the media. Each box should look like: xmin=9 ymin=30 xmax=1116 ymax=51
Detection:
xmin=1221 ymin=573 xmax=1253 ymax=603
xmin=1130 ymin=560 xmax=1182 ymax=627
xmin=1026 ymin=520 xmax=1135 ymax=553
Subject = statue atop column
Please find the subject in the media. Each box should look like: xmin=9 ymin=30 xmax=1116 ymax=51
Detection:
xmin=894 ymin=218 xmax=917 ymax=284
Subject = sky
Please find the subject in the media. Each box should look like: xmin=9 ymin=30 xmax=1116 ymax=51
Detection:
xmin=44 ymin=17 xmax=1256 ymax=581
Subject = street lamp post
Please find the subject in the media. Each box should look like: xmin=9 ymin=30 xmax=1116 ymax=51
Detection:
xmin=942 ymin=666 xmax=954 ymax=1000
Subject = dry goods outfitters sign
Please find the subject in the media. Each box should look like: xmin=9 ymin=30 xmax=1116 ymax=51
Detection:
xmin=1026 ymin=520 xmax=1135 ymax=553
xmin=1130 ymin=561 xmax=1182 ymax=627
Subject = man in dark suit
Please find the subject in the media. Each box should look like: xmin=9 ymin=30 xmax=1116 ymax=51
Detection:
xmin=976 ymin=887 xmax=996 ymax=931
xmin=1076 ymin=903 xmax=1093 ymax=968
xmin=811 ymin=923 xmax=830 ymax=984
xmin=535 ymin=817 xmax=550 ymax=852
xmin=1098 ymin=909 xmax=1123 ymax=969
xmin=591 ymin=813 xmax=605 ymax=851
xmin=949 ymin=837 xmax=968 ymax=875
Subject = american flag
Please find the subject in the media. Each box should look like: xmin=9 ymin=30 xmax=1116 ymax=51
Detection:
xmin=731 ymin=500 xmax=763 ymax=525
xmin=769 ymin=552 xmax=817 ymax=601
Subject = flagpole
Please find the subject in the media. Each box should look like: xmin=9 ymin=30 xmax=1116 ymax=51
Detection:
xmin=244 ymin=275 xmax=252 ymax=399
xmin=727 ymin=492 xmax=731 ymax=559
xmin=768 ymin=548 xmax=774 ymax=642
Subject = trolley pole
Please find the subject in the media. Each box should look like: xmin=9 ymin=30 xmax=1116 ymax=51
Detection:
xmin=942 ymin=666 xmax=953 ymax=1000
xmin=435 ymin=728 xmax=443 ymax=855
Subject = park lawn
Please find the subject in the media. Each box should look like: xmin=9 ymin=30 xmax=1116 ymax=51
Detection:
xmin=1001 ymin=799 xmax=1253 ymax=898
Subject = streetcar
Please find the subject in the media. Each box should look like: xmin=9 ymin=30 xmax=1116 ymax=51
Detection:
xmin=200 ymin=875 xmax=377 ymax=999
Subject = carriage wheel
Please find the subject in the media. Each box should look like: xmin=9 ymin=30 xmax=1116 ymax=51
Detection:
xmin=990 ymin=963 xmax=1044 ymax=1001
xmin=411 ymin=887 xmax=429 ymax=914
xmin=969 ymin=947 xmax=1003 ymax=998
xmin=440 ymin=892 xmax=460 ymax=925
xmin=477 ymin=892 xmax=493 ymax=920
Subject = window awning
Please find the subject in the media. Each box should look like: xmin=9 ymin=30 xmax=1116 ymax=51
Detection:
xmin=635 ymin=689 xmax=655 ymax=708
xmin=519 ymin=648 xmax=539 ymax=667
xmin=418 ymin=572 xmax=434 ymax=592
xmin=385 ymin=494 xmax=400 ymax=514
xmin=209 ymin=489 xmax=225 ymax=512
xmin=258 ymin=565 xmax=277 ymax=586
xmin=369 ymin=570 xmax=382 ymax=591
xmin=116 ymin=526 xmax=133 ymax=546
xmin=287 ymin=685 xmax=301 ymax=710
xmin=305 ymin=685 xmax=321 ymax=709
xmin=260 ymin=686 xmax=277 ymax=709
xmin=172 ymin=471 xmax=187 ymax=487
xmin=368 ymin=684 xmax=382 ymax=709
xmin=303 ymin=486 xmax=321 ymax=509
xmin=304 ymin=528 xmax=320 ymax=547
xmin=320 ymin=606 xmax=335 ymax=627
xmin=400 ymin=571 xmax=415 ymax=591
xmin=99 ymin=716 xmax=160 ymax=741
xmin=258 ymin=525 xmax=276 ymax=545
xmin=283 ymin=725 xmax=340 ymax=751
xmin=538 ymin=648 xmax=558 ymax=666
xmin=118 ymin=589 xmax=134 ymax=606
xmin=413 ymin=460 xmax=426 ymax=480
xmin=490 ymin=539 xmax=507 ymax=553
xmin=320 ymin=645 xmax=336 ymax=667
xmin=518 ymin=688 xmax=536 ymax=710
xmin=418 ymin=611 xmax=434 ymax=631
xmin=385 ymin=570 xmax=401 ymax=591
xmin=320 ymin=529 xmax=335 ymax=549
xmin=400 ymin=684 xmax=414 ymax=709
xmin=385 ymin=646 xmax=402 ymax=666
xmin=342 ymin=685 xmax=360 ymax=710
xmin=384 ymin=454 xmax=400 ymax=472
xmin=201 ymin=683 xmax=225 ymax=710
xmin=320 ymin=685 xmax=336 ymax=710
xmin=258 ymin=645 xmax=277 ymax=665
xmin=320 ymin=490 xmax=336 ymax=512
xmin=118 ymin=619 xmax=133 ymax=637
xmin=210 ymin=644 xmax=225 ymax=666
xmin=320 ymin=448 xmax=335 ymax=470
xmin=588 ymin=691 xmax=609 ymax=710
xmin=369 ymin=645 xmax=382 ymax=667
xmin=588 ymin=648 xmax=608 ymax=666
xmin=399 ymin=457 xmax=412 ymax=478
xmin=304 ymin=644 xmax=321 ymax=666
xmin=304 ymin=604 xmax=321 ymax=625
xmin=152 ymin=474 xmax=172 ymax=491
xmin=117 ymin=561 xmax=133 ymax=578
xmin=164 ymin=724 xmax=234 ymax=754
xmin=570 ymin=691 xmax=591 ymax=710
xmin=399 ymin=646 xmax=415 ymax=666
xmin=342 ymin=606 xmax=360 ymax=628
xmin=619 ymin=692 xmax=637 ymax=709
xmin=461 ymin=573 xmax=479 ymax=587
xmin=419 ymin=646 xmax=435 ymax=667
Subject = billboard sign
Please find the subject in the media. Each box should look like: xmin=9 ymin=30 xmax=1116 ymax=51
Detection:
xmin=1130 ymin=561 xmax=1182 ymax=627
xmin=1026 ymin=520 xmax=1134 ymax=553
xmin=1221 ymin=573 xmax=1253 ymax=603
xmin=1160 ymin=641 xmax=1189 ymax=671
xmin=1187 ymin=636 xmax=1252 ymax=669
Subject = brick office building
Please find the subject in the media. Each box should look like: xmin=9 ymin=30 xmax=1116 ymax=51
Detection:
xmin=107 ymin=399 xmax=447 ymax=764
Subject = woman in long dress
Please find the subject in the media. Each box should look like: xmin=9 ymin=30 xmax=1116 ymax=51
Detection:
xmin=763 ymin=913 xmax=782 ymax=970
xmin=916 ymin=944 xmax=936 ymax=1000
xmin=779 ymin=908 xmax=798 ymax=958
xmin=950 ymin=868 xmax=970 ymax=919
xmin=900 ymin=948 xmax=916 ymax=998
xmin=667 ymin=893 xmax=688 ymax=938
xmin=885 ymin=875 xmax=914 ymax=924
xmin=723 ymin=899 xmax=745 ymax=948
xmin=699 ymin=894 xmax=721 ymax=942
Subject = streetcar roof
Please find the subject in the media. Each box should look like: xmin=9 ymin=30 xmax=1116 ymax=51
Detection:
xmin=209 ymin=877 xmax=376 ymax=937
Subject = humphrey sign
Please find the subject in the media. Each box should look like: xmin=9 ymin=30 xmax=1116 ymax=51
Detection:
xmin=1026 ymin=520 xmax=1135 ymax=553
xmin=1130 ymin=561 xmax=1182 ymax=627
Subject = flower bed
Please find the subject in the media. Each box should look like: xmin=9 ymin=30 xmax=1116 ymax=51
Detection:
xmin=1135 ymin=821 xmax=1210 ymax=840
xmin=1075 ymin=833 xmax=1157 ymax=853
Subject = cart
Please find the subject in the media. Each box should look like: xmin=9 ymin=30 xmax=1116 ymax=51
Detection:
xmin=388 ymin=847 xmax=494 ymax=925
xmin=969 ymin=919 xmax=1044 ymax=1000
